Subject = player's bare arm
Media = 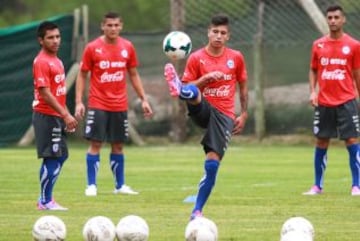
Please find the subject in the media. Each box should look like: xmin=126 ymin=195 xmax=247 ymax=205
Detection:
xmin=309 ymin=68 xmax=318 ymax=107
xmin=352 ymin=68 xmax=360 ymax=98
xmin=192 ymin=71 xmax=224 ymax=88
xmin=39 ymin=87 xmax=78 ymax=131
xmin=128 ymin=67 xmax=153 ymax=118
xmin=75 ymin=70 xmax=88 ymax=120
xmin=233 ymin=81 xmax=248 ymax=135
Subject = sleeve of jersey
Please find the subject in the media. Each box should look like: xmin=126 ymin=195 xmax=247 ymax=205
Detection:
xmin=353 ymin=42 xmax=360 ymax=69
xmin=310 ymin=43 xmax=318 ymax=70
xmin=127 ymin=43 xmax=138 ymax=68
xmin=80 ymin=45 xmax=93 ymax=71
xmin=33 ymin=59 xmax=50 ymax=88
xmin=236 ymin=53 xmax=247 ymax=82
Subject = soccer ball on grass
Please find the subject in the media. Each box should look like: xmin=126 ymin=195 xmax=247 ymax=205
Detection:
xmin=185 ymin=217 xmax=218 ymax=241
xmin=116 ymin=215 xmax=149 ymax=241
xmin=163 ymin=31 xmax=192 ymax=61
xmin=32 ymin=215 xmax=67 ymax=241
xmin=280 ymin=216 xmax=314 ymax=240
xmin=82 ymin=216 xmax=116 ymax=241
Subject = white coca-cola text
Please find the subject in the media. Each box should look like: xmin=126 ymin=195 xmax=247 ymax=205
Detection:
xmin=321 ymin=69 xmax=346 ymax=80
xmin=203 ymin=85 xmax=230 ymax=97
xmin=100 ymin=71 xmax=124 ymax=83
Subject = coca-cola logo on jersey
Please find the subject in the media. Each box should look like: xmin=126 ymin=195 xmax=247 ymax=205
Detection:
xmin=203 ymin=85 xmax=230 ymax=97
xmin=100 ymin=71 xmax=124 ymax=83
xmin=56 ymin=85 xmax=66 ymax=96
xmin=321 ymin=69 xmax=346 ymax=80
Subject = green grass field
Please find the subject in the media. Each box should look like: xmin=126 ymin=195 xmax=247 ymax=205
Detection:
xmin=1 ymin=141 xmax=360 ymax=241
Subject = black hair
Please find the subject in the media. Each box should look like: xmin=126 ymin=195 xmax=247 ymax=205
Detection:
xmin=326 ymin=4 xmax=344 ymax=14
xmin=210 ymin=13 xmax=229 ymax=26
xmin=103 ymin=11 xmax=122 ymax=22
xmin=37 ymin=21 xmax=59 ymax=39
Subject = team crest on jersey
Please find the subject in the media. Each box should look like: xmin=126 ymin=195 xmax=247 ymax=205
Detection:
xmin=121 ymin=50 xmax=128 ymax=58
xmin=342 ymin=46 xmax=350 ymax=55
xmin=227 ymin=59 xmax=234 ymax=69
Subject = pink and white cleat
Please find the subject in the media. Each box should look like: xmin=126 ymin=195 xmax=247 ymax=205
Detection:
xmin=302 ymin=185 xmax=322 ymax=195
xmin=164 ymin=63 xmax=182 ymax=97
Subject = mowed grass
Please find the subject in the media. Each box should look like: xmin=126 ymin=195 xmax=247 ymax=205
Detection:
xmin=1 ymin=141 xmax=360 ymax=241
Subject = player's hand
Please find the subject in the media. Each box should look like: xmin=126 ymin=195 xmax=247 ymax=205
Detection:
xmin=309 ymin=92 xmax=318 ymax=107
xmin=141 ymin=100 xmax=153 ymax=118
xmin=63 ymin=114 xmax=78 ymax=132
xmin=206 ymin=71 xmax=224 ymax=82
xmin=75 ymin=102 xmax=85 ymax=120
xmin=232 ymin=112 xmax=248 ymax=135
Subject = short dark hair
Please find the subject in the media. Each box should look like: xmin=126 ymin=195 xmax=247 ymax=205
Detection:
xmin=326 ymin=4 xmax=344 ymax=14
xmin=103 ymin=11 xmax=122 ymax=22
xmin=210 ymin=13 xmax=229 ymax=26
xmin=37 ymin=21 xmax=59 ymax=38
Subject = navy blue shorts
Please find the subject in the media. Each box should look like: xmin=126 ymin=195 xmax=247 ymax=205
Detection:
xmin=84 ymin=108 xmax=128 ymax=143
xmin=313 ymin=99 xmax=360 ymax=140
xmin=32 ymin=112 xmax=68 ymax=159
xmin=187 ymin=99 xmax=234 ymax=160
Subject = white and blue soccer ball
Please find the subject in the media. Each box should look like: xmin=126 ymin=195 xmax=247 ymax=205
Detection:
xmin=163 ymin=31 xmax=192 ymax=61
xmin=82 ymin=216 xmax=116 ymax=241
xmin=32 ymin=215 xmax=67 ymax=241
xmin=116 ymin=215 xmax=149 ymax=241
xmin=280 ymin=216 xmax=314 ymax=241
xmin=185 ymin=217 xmax=218 ymax=241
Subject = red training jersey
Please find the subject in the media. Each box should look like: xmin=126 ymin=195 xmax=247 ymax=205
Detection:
xmin=310 ymin=33 xmax=360 ymax=106
xmin=80 ymin=36 xmax=138 ymax=111
xmin=183 ymin=47 xmax=247 ymax=119
xmin=32 ymin=50 xmax=66 ymax=117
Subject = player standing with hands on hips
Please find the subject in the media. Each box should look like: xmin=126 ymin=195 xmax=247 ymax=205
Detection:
xmin=33 ymin=21 xmax=78 ymax=210
xmin=75 ymin=12 xmax=153 ymax=196
xmin=303 ymin=4 xmax=360 ymax=196
xmin=164 ymin=13 xmax=248 ymax=219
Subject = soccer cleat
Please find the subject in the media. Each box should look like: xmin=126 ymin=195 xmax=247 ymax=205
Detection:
xmin=37 ymin=199 xmax=68 ymax=211
xmin=113 ymin=184 xmax=139 ymax=195
xmin=190 ymin=210 xmax=203 ymax=220
xmin=302 ymin=185 xmax=322 ymax=195
xmin=351 ymin=186 xmax=360 ymax=196
xmin=164 ymin=63 xmax=182 ymax=97
xmin=85 ymin=184 xmax=97 ymax=196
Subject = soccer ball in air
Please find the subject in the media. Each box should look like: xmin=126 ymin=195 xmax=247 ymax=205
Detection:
xmin=185 ymin=217 xmax=218 ymax=241
xmin=163 ymin=31 xmax=192 ymax=61
xmin=116 ymin=215 xmax=149 ymax=241
xmin=82 ymin=216 xmax=116 ymax=241
xmin=32 ymin=215 xmax=67 ymax=241
xmin=280 ymin=216 xmax=314 ymax=240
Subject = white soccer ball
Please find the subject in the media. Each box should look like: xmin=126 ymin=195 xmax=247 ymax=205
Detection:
xmin=116 ymin=215 xmax=149 ymax=241
xmin=280 ymin=231 xmax=313 ymax=241
xmin=163 ymin=31 xmax=192 ymax=61
xmin=280 ymin=216 xmax=314 ymax=240
xmin=82 ymin=216 xmax=116 ymax=241
xmin=32 ymin=215 xmax=67 ymax=241
xmin=185 ymin=217 xmax=218 ymax=241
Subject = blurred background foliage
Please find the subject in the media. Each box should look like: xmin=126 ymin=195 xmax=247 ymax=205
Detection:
xmin=0 ymin=0 xmax=170 ymax=31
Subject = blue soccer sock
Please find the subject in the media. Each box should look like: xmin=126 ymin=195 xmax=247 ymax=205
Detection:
xmin=314 ymin=147 xmax=327 ymax=189
xmin=193 ymin=160 xmax=220 ymax=213
xmin=110 ymin=153 xmax=124 ymax=189
xmin=39 ymin=158 xmax=62 ymax=204
xmin=180 ymin=84 xmax=199 ymax=100
xmin=347 ymin=144 xmax=360 ymax=187
xmin=86 ymin=153 xmax=100 ymax=186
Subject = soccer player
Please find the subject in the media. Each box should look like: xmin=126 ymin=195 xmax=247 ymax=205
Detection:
xmin=32 ymin=21 xmax=78 ymax=210
xmin=164 ymin=13 xmax=248 ymax=219
xmin=303 ymin=4 xmax=360 ymax=196
xmin=75 ymin=12 xmax=153 ymax=196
